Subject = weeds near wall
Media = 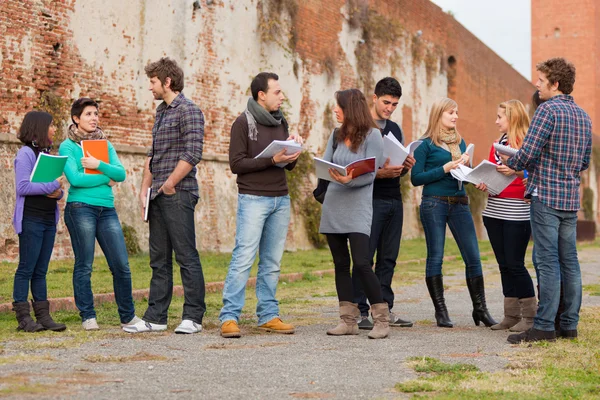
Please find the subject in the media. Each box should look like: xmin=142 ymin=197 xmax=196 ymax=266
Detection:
xmin=38 ymin=91 xmax=68 ymax=146
xmin=257 ymin=0 xmax=299 ymax=54
xmin=121 ymin=223 xmax=141 ymax=256
xmin=582 ymin=187 xmax=595 ymax=221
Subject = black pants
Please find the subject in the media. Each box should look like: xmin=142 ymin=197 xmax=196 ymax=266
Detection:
xmin=483 ymin=216 xmax=535 ymax=298
xmin=326 ymin=233 xmax=383 ymax=305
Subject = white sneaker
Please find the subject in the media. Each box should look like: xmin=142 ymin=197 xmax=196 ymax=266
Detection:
xmin=174 ymin=319 xmax=202 ymax=334
xmin=82 ymin=318 xmax=100 ymax=331
xmin=122 ymin=319 xmax=167 ymax=333
xmin=121 ymin=316 xmax=142 ymax=328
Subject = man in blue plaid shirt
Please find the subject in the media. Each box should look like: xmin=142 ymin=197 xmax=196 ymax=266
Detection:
xmin=502 ymin=58 xmax=592 ymax=343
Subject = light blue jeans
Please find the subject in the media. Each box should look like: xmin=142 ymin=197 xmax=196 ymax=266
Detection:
xmin=219 ymin=194 xmax=290 ymax=325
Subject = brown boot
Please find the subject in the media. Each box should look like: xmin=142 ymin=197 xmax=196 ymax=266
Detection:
xmin=32 ymin=300 xmax=66 ymax=332
xmin=509 ymin=297 xmax=537 ymax=332
xmin=12 ymin=302 xmax=44 ymax=332
xmin=327 ymin=302 xmax=359 ymax=336
xmin=491 ymin=297 xmax=521 ymax=330
xmin=368 ymin=303 xmax=389 ymax=339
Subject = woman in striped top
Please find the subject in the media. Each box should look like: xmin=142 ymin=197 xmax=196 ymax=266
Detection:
xmin=482 ymin=99 xmax=536 ymax=332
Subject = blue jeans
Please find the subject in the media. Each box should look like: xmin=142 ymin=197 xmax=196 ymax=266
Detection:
xmin=420 ymin=196 xmax=482 ymax=278
xmin=65 ymin=202 xmax=135 ymax=323
xmin=353 ymin=198 xmax=403 ymax=316
xmin=13 ymin=216 xmax=56 ymax=303
xmin=530 ymin=197 xmax=581 ymax=331
xmin=144 ymin=191 xmax=206 ymax=324
xmin=219 ymin=194 xmax=290 ymax=325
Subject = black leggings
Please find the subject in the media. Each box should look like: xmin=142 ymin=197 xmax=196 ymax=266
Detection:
xmin=326 ymin=233 xmax=383 ymax=304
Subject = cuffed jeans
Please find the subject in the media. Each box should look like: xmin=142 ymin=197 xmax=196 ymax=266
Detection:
xmin=65 ymin=202 xmax=135 ymax=323
xmin=530 ymin=197 xmax=581 ymax=331
xmin=352 ymin=197 xmax=403 ymax=316
xmin=145 ymin=191 xmax=206 ymax=325
xmin=219 ymin=194 xmax=290 ymax=326
xmin=13 ymin=216 xmax=56 ymax=303
xmin=420 ymin=196 xmax=482 ymax=278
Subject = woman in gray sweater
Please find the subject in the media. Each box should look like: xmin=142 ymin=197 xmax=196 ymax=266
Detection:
xmin=319 ymin=89 xmax=387 ymax=339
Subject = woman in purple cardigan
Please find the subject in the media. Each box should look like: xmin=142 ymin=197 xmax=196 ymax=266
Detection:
xmin=12 ymin=111 xmax=66 ymax=332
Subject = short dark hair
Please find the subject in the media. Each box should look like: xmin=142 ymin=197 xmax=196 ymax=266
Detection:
xmin=71 ymin=98 xmax=99 ymax=126
xmin=374 ymin=77 xmax=402 ymax=98
xmin=18 ymin=111 xmax=53 ymax=148
xmin=536 ymin=58 xmax=576 ymax=95
xmin=145 ymin=57 xmax=185 ymax=92
xmin=251 ymin=72 xmax=279 ymax=101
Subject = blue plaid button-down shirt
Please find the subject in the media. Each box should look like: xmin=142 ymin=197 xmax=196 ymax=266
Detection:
xmin=506 ymin=94 xmax=592 ymax=211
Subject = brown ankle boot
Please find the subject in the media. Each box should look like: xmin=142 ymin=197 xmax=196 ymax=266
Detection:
xmin=327 ymin=302 xmax=359 ymax=336
xmin=491 ymin=297 xmax=521 ymax=330
xmin=509 ymin=297 xmax=537 ymax=332
xmin=13 ymin=302 xmax=44 ymax=332
xmin=368 ymin=303 xmax=389 ymax=339
xmin=32 ymin=300 xmax=66 ymax=332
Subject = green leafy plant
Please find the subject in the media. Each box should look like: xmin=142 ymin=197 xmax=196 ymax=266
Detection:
xmin=121 ymin=223 xmax=141 ymax=256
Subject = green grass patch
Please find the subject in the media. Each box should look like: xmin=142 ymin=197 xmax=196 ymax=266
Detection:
xmin=583 ymin=284 xmax=600 ymax=296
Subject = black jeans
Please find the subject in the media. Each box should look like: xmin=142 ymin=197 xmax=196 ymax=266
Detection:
xmin=352 ymin=198 xmax=403 ymax=316
xmin=326 ymin=233 xmax=383 ymax=305
xmin=483 ymin=216 xmax=534 ymax=298
xmin=144 ymin=191 xmax=206 ymax=324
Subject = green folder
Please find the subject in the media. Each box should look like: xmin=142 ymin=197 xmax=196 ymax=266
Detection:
xmin=29 ymin=153 xmax=68 ymax=183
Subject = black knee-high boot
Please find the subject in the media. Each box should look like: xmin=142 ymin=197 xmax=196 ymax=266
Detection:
xmin=426 ymin=275 xmax=453 ymax=328
xmin=466 ymin=275 xmax=498 ymax=327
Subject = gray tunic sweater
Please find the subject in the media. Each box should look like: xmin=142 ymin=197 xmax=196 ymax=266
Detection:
xmin=319 ymin=127 xmax=384 ymax=235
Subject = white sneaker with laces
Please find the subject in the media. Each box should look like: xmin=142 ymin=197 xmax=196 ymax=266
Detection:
xmin=174 ymin=319 xmax=202 ymax=334
xmin=121 ymin=316 xmax=142 ymax=329
xmin=82 ymin=318 xmax=100 ymax=331
xmin=122 ymin=319 xmax=167 ymax=333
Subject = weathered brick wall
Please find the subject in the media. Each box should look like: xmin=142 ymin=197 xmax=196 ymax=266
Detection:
xmin=0 ymin=0 xmax=535 ymax=261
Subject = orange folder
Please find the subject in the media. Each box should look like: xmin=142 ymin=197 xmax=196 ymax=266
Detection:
xmin=80 ymin=140 xmax=109 ymax=174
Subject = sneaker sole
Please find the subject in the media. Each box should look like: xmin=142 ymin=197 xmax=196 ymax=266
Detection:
xmin=175 ymin=329 xmax=201 ymax=334
xmin=258 ymin=327 xmax=295 ymax=334
xmin=358 ymin=325 xmax=373 ymax=330
xmin=390 ymin=322 xmax=413 ymax=328
xmin=221 ymin=332 xmax=242 ymax=338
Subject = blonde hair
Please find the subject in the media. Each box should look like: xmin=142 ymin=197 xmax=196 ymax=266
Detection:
xmin=498 ymin=100 xmax=530 ymax=149
xmin=421 ymin=98 xmax=461 ymax=146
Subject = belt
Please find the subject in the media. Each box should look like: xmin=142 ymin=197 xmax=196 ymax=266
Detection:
xmin=429 ymin=196 xmax=469 ymax=205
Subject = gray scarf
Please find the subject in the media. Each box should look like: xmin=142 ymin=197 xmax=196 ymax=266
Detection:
xmin=244 ymin=98 xmax=288 ymax=141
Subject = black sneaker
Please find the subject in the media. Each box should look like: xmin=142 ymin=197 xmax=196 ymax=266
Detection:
xmin=558 ymin=329 xmax=578 ymax=339
xmin=507 ymin=328 xmax=556 ymax=344
xmin=389 ymin=312 xmax=413 ymax=327
xmin=357 ymin=315 xmax=373 ymax=330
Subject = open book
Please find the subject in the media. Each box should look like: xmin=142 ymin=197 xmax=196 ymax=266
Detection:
xmin=81 ymin=140 xmax=109 ymax=174
xmin=450 ymin=160 xmax=517 ymax=196
xmin=493 ymin=143 xmax=518 ymax=157
xmin=382 ymin=134 xmax=422 ymax=166
xmin=314 ymin=157 xmax=376 ymax=183
xmin=254 ymin=139 xmax=302 ymax=167
xmin=30 ymin=153 xmax=68 ymax=183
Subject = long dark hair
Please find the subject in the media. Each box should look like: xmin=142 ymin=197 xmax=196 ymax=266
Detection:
xmin=17 ymin=111 xmax=53 ymax=149
xmin=335 ymin=89 xmax=376 ymax=152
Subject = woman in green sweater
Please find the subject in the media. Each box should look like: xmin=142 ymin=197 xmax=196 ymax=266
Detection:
xmin=411 ymin=98 xmax=497 ymax=329
xmin=59 ymin=98 xmax=140 ymax=331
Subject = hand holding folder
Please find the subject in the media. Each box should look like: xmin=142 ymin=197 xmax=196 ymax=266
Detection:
xmin=80 ymin=140 xmax=109 ymax=174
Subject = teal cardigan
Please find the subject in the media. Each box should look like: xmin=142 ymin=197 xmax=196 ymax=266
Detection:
xmin=59 ymin=139 xmax=126 ymax=207
xmin=411 ymin=138 xmax=467 ymax=196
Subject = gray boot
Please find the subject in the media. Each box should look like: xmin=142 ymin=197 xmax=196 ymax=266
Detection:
xmin=13 ymin=302 xmax=44 ymax=333
xmin=368 ymin=303 xmax=390 ymax=339
xmin=509 ymin=297 xmax=538 ymax=332
xmin=32 ymin=300 xmax=66 ymax=332
xmin=327 ymin=301 xmax=359 ymax=336
xmin=491 ymin=297 xmax=521 ymax=330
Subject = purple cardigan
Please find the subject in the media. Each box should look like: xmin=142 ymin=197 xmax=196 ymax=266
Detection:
xmin=13 ymin=146 xmax=63 ymax=234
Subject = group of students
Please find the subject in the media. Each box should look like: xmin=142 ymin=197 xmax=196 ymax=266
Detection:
xmin=11 ymin=57 xmax=592 ymax=345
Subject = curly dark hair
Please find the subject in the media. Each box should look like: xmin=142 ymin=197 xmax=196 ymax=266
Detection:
xmin=145 ymin=57 xmax=184 ymax=92
xmin=536 ymin=58 xmax=576 ymax=95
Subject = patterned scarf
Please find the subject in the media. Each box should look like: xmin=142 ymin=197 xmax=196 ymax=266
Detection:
xmin=67 ymin=123 xmax=106 ymax=143
xmin=439 ymin=128 xmax=461 ymax=161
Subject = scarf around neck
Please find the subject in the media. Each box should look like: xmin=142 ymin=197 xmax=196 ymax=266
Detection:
xmin=68 ymin=123 xmax=106 ymax=143
xmin=439 ymin=128 xmax=461 ymax=161
xmin=244 ymin=98 xmax=288 ymax=141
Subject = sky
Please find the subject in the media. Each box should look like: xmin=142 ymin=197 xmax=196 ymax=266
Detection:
xmin=430 ymin=0 xmax=531 ymax=80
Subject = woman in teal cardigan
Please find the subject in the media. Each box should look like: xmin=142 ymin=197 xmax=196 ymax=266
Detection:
xmin=59 ymin=98 xmax=140 ymax=331
xmin=411 ymin=98 xmax=496 ymax=329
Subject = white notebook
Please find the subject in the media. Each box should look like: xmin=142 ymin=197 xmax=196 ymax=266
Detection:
xmin=382 ymin=133 xmax=422 ymax=166
xmin=450 ymin=160 xmax=516 ymax=196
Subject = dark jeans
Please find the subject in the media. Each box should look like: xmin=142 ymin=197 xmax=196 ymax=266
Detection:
xmin=419 ymin=196 xmax=482 ymax=279
xmin=144 ymin=191 xmax=206 ymax=325
xmin=326 ymin=233 xmax=383 ymax=305
xmin=13 ymin=216 xmax=56 ymax=303
xmin=352 ymin=198 xmax=403 ymax=316
xmin=65 ymin=203 xmax=135 ymax=323
xmin=483 ymin=216 xmax=534 ymax=298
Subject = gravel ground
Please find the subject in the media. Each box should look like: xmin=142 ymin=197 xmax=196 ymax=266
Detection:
xmin=1 ymin=247 xmax=599 ymax=399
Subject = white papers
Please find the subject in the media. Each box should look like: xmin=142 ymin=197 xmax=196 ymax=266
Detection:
xmin=450 ymin=160 xmax=517 ymax=196
xmin=144 ymin=187 xmax=151 ymax=222
xmin=493 ymin=143 xmax=518 ymax=157
xmin=254 ymin=140 xmax=302 ymax=167
xmin=382 ymin=133 xmax=422 ymax=166
xmin=465 ymin=143 xmax=474 ymax=167
xmin=314 ymin=157 xmax=376 ymax=183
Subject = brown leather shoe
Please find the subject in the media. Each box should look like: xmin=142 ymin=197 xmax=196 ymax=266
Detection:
xmin=220 ymin=320 xmax=242 ymax=338
xmin=258 ymin=317 xmax=295 ymax=334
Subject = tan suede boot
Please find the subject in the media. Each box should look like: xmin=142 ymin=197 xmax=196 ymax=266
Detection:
xmin=327 ymin=301 xmax=359 ymax=336
xmin=368 ymin=303 xmax=390 ymax=339
xmin=509 ymin=297 xmax=538 ymax=332
xmin=491 ymin=297 xmax=521 ymax=330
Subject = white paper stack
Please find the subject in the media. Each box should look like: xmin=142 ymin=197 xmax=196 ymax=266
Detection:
xmin=382 ymin=133 xmax=422 ymax=166
xmin=450 ymin=160 xmax=516 ymax=196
